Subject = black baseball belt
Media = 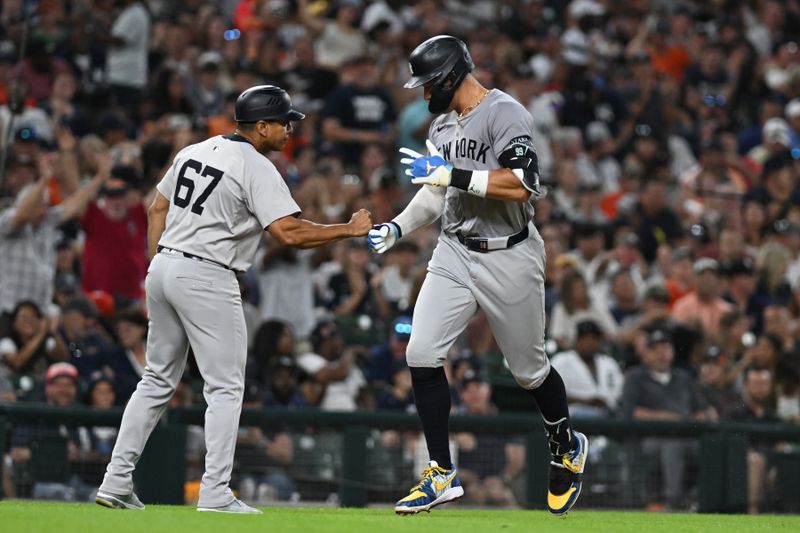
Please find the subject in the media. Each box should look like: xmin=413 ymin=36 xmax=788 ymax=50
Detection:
xmin=157 ymin=245 xmax=237 ymax=272
xmin=455 ymin=223 xmax=530 ymax=252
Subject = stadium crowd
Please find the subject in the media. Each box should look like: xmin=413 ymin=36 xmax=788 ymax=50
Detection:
xmin=1 ymin=0 xmax=800 ymax=513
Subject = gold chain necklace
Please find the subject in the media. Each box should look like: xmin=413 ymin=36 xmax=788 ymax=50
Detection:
xmin=458 ymin=88 xmax=492 ymax=120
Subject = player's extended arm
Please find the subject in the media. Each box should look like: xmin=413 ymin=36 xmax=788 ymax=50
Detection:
xmin=147 ymin=192 xmax=170 ymax=261
xmin=400 ymin=139 xmax=542 ymax=203
xmin=367 ymin=185 xmax=445 ymax=254
xmin=267 ymin=209 xmax=372 ymax=249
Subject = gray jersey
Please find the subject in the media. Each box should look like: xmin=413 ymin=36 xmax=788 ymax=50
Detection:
xmin=156 ymin=135 xmax=300 ymax=271
xmin=429 ymin=90 xmax=535 ymax=238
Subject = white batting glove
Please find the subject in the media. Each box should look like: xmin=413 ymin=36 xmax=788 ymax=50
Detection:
xmin=399 ymin=139 xmax=453 ymax=187
xmin=367 ymin=222 xmax=400 ymax=254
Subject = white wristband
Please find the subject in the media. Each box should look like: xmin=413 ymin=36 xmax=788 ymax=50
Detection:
xmin=466 ymin=170 xmax=489 ymax=197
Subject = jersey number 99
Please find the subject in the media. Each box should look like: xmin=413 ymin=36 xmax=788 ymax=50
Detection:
xmin=173 ymin=159 xmax=223 ymax=215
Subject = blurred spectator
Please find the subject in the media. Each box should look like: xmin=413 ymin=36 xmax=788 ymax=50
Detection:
xmin=105 ymin=308 xmax=147 ymax=403
xmin=188 ymin=52 xmax=226 ymax=118
xmin=0 ymin=156 xmax=110 ymax=317
xmin=630 ymin=178 xmax=683 ymax=264
xmin=0 ymin=300 xmax=67 ymax=381
xmin=296 ymin=321 xmax=365 ymax=411
xmin=255 ymin=240 xmax=316 ymax=340
xmin=250 ymin=320 xmax=295 ymax=385
xmin=454 ymin=371 xmax=522 ymax=508
xmin=298 ymin=0 xmax=367 ymax=70
xmin=549 ymin=271 xmax=618 ymax=348
xmin=698 ymin=346 xmax=740 ymax=418
xmin=367 ymin=315 xmax=411 ymax=384
xmin=371 ymin=242 xmax=420 ymax=319
xmin=9 ymin=37 xmax=71 ymax=102
xmin=551 ymin=320 xmax=624 ymax=417
xmin=9 ymin=362 xmax=94 ymax=501
xmin=323 ymin=239 xmax=376 ymax=316
xmin=80 ymin=164 xmax=148 ymax=303
xmin=56 ymin=296 xmax=113 ymax=381
xmin=235 ymin=382 xmax=296 ymax=502
xmin=261 ymin=357 xmax=310 ymax=409
xmin=724 ymin=367 xmax=781 ymax=515
xmin=621 ymin=326 xmax=715 ymax=509
xmin=671 ymin=258 xmax=733 ymax=338
xmin=376 ymin=365 xmax=414 ymax=412
xmin=721 ymin=258 xmax=767 ymax=334
xmin=105 ymin=0 xmax=151 ymax=114
xmin=321 ymin=55 xmax=396 ymax=170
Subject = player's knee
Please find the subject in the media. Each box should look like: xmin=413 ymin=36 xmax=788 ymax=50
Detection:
xmin=512 ymin=358 xmax=551 ymax=390
xmin=405 ymin=337 xmax=444 ymax=368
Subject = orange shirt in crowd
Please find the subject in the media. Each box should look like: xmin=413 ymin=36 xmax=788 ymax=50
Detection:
xmin=650 ymin=45 xmax=690 ymax=81
xmin=670 ymin=292 xmax=733 ymax=337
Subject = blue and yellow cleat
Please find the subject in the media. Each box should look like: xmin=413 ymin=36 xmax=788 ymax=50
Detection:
xmin=547 ymin=430 xmax=589 ymax=516
xmin=395 ymin=461 xmax=464 ymax=515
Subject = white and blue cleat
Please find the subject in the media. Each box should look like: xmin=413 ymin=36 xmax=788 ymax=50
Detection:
xmin=395 ymin=461 xmax=464 ymax=515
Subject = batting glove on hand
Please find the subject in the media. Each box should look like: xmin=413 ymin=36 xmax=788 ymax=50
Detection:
xmin=399 ymin=139 xmax=453 ymax=187
xmin=367 ymin=222 xmax=399 ymax=254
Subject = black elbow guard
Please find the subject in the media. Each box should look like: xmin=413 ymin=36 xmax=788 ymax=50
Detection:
xmin=498 ymin=136 xmax=541 ymax=194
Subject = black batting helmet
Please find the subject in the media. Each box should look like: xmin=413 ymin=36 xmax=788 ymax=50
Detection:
xmin=404 ymin=35 xmax=474 ymax=114
xmin=234 ymin=85 xmax=306 ymax=123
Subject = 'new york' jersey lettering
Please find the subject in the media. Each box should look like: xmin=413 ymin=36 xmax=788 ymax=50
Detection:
xmin=156 ymin=136 xmax=300 ymax=271
xmin=429 ymin=90 xmax=536 ymax=237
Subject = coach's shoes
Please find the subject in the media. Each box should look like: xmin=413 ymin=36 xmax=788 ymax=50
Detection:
xmin=197 ymin=498 xmax=263 ymax=514
xmin=395 ymin=460 xmax=464 ymax=515
xmin=547 ymin=430 xmax=589 ymax=516
xmin=96 ymin=490 xmax=145 ymax=510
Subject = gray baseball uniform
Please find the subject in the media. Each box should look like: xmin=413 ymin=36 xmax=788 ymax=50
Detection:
xmin=406 ymin=90 xmax=550 ymax=389
xmin=100 ymin=134 xmax=299 ymax=508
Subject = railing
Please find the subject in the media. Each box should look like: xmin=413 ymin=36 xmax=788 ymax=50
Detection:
xmin=1 ymin=403 xmax=798 ymax=513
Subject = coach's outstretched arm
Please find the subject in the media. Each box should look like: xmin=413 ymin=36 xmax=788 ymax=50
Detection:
xmin=367 ymin=184 xmax=445 ymax=254
xmin=268 ymin=209 xmax=372 ymax=249
xmin=400 ymin=139 xmax=542 ymax=203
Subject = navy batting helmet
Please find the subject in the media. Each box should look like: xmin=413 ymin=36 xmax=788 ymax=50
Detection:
xmin=234 ymin=85 xmax=306 ymax=123
xmin=404 ymin=35 xmax=474 ymax=114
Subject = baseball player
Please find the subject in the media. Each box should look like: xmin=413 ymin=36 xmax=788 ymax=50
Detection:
xmin=368 ymin=36 xmax=588 ymax=515
xmin=96 ymin=85 xmax=372 ymax=513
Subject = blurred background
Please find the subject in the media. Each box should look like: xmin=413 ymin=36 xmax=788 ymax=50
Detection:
xmin=0 ymin=0 xmax=799 ymax=515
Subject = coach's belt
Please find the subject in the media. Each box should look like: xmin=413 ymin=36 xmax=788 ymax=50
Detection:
xmin=157 ymin=246 xmax=237 ymax=272
xmin=455 ymin=224 xmax=529 ymax=252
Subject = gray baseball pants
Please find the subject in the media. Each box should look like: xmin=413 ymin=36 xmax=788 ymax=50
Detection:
xmin=406 ymin=223 xmax=550 ymax=389
xmin=99 ymin=250 xmax=247 ymax=508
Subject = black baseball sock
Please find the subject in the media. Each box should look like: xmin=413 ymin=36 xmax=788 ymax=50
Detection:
xmin=528 ymin=367 xmax=574 ymax=456
xmin=410 ymin=366 xmax=452 ymax=468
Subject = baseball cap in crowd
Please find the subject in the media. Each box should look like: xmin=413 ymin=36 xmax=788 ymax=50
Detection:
xmin=568 ymin=0 xmax=605 ymax=19
xmin=643 ymin=284 xmax=670 ymax=304
xmin=693 ymin=257 xmax=720 ymax=275
xmin=46 ymin=362 xmax=79 ymax=384
xmin=703 ymin=345 xmax=726 ymax=364
xmin=88 ymin=290 xmax=115 ymax=317
xmin=391 ymin=316 xmax=413 ymax=341
xmin=762 ymin=151 xmax=793 ymax=179
xmin=55 ymin=272 xmax=79 ymax=295
xmin=762 ymin=118 xmax=792 ymax=148
xmin=197 ymin=51 xmax=222 ymax=72
xmin=586 ymin=121 xmax=612 ymax=146
xmin=722 ymin=258 xmax=755 ymax=277
xmin=784 ymin=98 xmax=800 ymax=120
xmin=460 ymin=369 xmax=485 ymax=389
xmin=62 ymin=296 xmax=99 ymax=318
xmin=6 ymin=152 xmax=36 ymax=170
xmin=271 ymin=355 xmax=298 ymax=372
xmin=0 ymin=40 xmax=15 ymax=63
xmin=576 ymin=319 xmax=603 ymax=338
xmin=310 ymin=321 xmax=340 ymax=349
xmin=645 ymin=326 xmax=672 ymax=347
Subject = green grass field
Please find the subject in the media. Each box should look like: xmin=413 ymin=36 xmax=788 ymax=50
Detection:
xmin=1 ymin=502 xmax=799 ymax=533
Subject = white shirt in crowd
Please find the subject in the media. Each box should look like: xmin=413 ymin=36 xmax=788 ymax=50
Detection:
xmin=107 ymin=2 xmax=150 ymax=89
xmin=550 ymin=350 xmax=624 ymax=411
xmin=296 ymin=352 xmax=365 ymax=412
